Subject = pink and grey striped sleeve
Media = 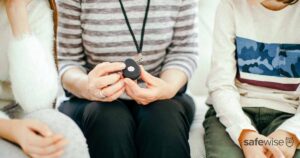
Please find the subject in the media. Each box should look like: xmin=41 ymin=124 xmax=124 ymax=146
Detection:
xmin=161 ymin=0 xmax=199 ymax=80
xmin=57 ymin=0 xmax=87 ymax=78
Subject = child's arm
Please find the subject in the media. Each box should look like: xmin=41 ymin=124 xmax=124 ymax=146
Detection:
xmin=7 ymin=0 xmax=58 ymax=112
xmin=276 ymin=106 xmax=300 ymax=147
xmin=206 ymin=0 xmax=256 ymax=147
xmin=265 ymin=107 xmax=300 ymax=157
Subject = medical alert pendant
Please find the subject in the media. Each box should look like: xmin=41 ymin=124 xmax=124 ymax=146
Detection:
xmin=119 ymin=0 xmax=149 ymax=80
xmin=123 ymin=58 xmax=141 ymax=80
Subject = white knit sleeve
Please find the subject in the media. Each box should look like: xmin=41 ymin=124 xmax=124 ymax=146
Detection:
xmin=7 ymin=2 xmax=58 ymax=113
xmin=206 ymin=0 xmax=257 ymax=147
xmin=277 ymin=105 xmax=300 ymax=149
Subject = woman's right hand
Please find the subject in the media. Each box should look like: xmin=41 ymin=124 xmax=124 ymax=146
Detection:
xmin=10 ymin=119 xmax=68 ymax=158
xmin=78 ymin=62 xmax=126 ymax=102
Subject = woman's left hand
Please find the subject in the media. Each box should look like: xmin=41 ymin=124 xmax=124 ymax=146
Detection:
xmin=124 ymin=67 xmax=177 ymax=105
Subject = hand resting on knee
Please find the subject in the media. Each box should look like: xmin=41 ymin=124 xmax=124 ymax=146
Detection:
xmin=0 ymin=119 xmax=68 ymax=158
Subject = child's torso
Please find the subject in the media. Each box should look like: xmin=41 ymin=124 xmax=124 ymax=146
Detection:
xmin=232 ymin=0 xmax=300 ymax=112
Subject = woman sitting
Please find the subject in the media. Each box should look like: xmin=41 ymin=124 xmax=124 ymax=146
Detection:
xmin=57 ymin=0 xmax=199 ymax=157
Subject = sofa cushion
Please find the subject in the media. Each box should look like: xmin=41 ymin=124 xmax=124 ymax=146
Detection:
xmin=189 ymin=96 xmax=208 ymax=158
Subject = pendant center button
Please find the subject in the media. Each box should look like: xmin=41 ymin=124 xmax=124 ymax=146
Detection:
xmin=128 ymin=66 xmax=135 ymax=72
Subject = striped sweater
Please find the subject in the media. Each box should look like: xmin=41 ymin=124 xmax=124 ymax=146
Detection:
xmin=57 ymin=0 xmax=199 ymax=81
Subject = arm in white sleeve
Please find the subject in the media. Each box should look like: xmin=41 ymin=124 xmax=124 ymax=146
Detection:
xmin=8 ymin=3 xmax=58 ymax=113
xmin=206 ymin=0 xmax=256 ymax=147
xmin=277 ymin=103 xmax=300 ymax=146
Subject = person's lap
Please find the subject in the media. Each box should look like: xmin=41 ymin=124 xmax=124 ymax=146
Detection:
xmin=203 ymin=107 xmax=244 ymax=158
xmin=0 ymin=108 xmax=90 ymax=158
xmin=24 ymin=109 xmax=90 ymax=158
xmin=80 ymin=99 xmax=137 ymax=158
xmin=0 ymin=139 xmax=27 ymax=158
xmin=204 ymin=107 xmax=300 ymax=158
xmin=129 ymin=94 xmax=195 ymax=158
xmin=59 ymin=94 xmax=195 ymax=158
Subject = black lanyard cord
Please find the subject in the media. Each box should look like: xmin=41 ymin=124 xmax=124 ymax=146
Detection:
xmin=119 ymin=0 xmax=151 ymax=54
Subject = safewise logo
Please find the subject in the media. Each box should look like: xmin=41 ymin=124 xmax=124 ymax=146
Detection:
xmin=243 ymin=137 xmax=294 ymax=147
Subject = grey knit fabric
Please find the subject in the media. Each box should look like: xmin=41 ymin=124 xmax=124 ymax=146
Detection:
xmin=57 ymin=0 xmax=199 ymax=80
xmin=0 ymin=108 xmax=90 ymax=158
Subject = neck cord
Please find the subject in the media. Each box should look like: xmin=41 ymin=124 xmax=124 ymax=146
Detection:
xmin=119 ymin=0 xmax=151 ymax=54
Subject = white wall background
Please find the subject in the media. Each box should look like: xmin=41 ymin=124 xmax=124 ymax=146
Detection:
xmin=188 ymin=0 xmax=220 ymax=96
xmin=187 ymin=3 xmax=221 ymax=158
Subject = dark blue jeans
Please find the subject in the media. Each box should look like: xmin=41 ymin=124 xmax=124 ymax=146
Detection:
xmin=59 ymin=94 xmax=195 ymax=158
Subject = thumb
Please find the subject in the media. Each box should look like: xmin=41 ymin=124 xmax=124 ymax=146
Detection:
xmin=124 ymin=78 xmax=140 ymax=91
xmin=29 ymin=121 xmax=53 ymax=137
xmin=140 ymin=66 xmax=159 ymax=85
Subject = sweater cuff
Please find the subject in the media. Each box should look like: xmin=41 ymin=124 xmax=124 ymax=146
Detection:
xmin=226 ymin=123 xmax=257 ymax=148
xmin=59 ymin=63 xmax=87 ymax=81
xmin=161 ymin=64 xmax=193 ymax=80
xmin=8 ymin=34 xmax=58 ymax=112
xmin=0 ymin=111 xmax=9 ymax=119
xmin=276 ymin=116 xmax=300 ymax=149
xmin=277 ymin=126 xmax=300 ymax=142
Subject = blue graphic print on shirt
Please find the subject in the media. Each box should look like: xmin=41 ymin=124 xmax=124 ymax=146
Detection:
xmin=235 ymin=37 xmax=300 ymax=78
